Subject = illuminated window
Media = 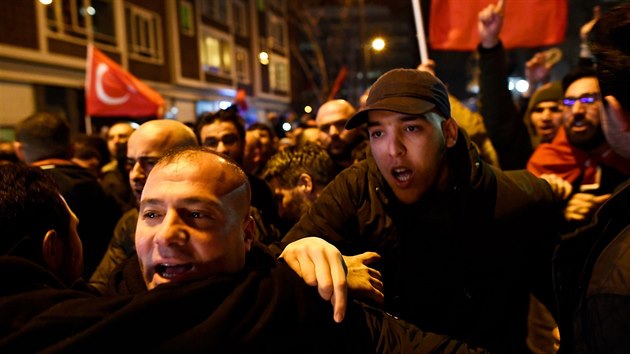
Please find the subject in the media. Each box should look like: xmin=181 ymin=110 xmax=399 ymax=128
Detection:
xmin=200 ymin=26 xmax=232 ymax=78
xmin=269 ymin=54 xmax=288 ymax=92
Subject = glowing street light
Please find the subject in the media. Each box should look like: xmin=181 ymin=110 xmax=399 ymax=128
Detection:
xmin=259 ymin=51 xmax=270 ymax=65
xmin=371 ymin=37 xmax=386 ymax=51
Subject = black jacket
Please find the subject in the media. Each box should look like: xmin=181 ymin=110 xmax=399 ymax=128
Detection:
xmin=40 ymin=163 xmax=121 ymax=278
xmin=478 ymin=42 xmax=534 ymax=170
xmin=554 ymin=179 xmax=630 ymax=353
xmin=0 ymin=243 xmax=487 ymax=354
xmin=283 ymin=129 xmax=560 ymax=353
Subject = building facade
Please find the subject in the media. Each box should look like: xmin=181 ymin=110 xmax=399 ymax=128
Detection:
xmin=0 ymin=0 xmax=290 ymax=136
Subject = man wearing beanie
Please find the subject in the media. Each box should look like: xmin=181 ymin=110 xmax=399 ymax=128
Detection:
xmin=524 ymin=81 xmax=564 ymax=148
xmin=280 ymin=68 xmax=562 ymax=353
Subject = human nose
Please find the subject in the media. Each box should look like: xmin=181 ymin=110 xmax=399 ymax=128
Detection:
xmin=129 ymin=162 xmax=145 ymax=181
xmin=541 ymin=109 xmax=553 ymax=121
xmin=216 ymin=141 xmax=228 ymax=154
xmin=155 ymin=210 xmax=189 ymax=247
xmin=571 ymin=100 xmax=586 ymax=114
xmin=387 ymin=134 xmax=405 ymax=157
xmin=329 ymin=125 xmax=340 ymax=136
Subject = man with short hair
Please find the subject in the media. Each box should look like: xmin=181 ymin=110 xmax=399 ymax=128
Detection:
xmin=554 ymin=4 xmax=630 ymax=352
xmin=13 ymin=112 xmax=120 ymax=278
xmin=196 ymin=106 xmax=279 ymax=236
xmin=103 ymin=122 xmax=136 ymax=173
xmin=315 ymin=99 xmax=367 ymax=173
xmin=262 ymin=143 xmax=335 ymax=233
xmin=243 ymin=122 xmax=277 ymax=176
xmin=89 ymin=119 xmax=198 ymax=293
xmin=280 ymin=68 xmax=561 ymax=353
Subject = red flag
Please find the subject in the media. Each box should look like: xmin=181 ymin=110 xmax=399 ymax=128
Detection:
xmin=327 ymin=65 xmax=348 ymax=101
xmin=85 ymin=44 xmax=164 ymax=117
xmin=429 ymin=0 xmax=567 ymax=51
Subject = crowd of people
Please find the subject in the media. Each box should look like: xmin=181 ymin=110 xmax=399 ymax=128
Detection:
xmin=1 ymin=2 xmax=629 ymax=353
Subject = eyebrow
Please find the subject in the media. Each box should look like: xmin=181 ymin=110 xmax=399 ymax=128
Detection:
xmin=139 ymin=197 xmax=222 ymax=210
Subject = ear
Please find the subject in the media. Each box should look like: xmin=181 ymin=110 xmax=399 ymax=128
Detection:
xmin=42 ymin=229 xmax=64 ymax=272
xmin=242 ymin=215 xmax=255 ymax=251
xmin=604 ymin=95 xmax=630 ymax=132
xmin=442 ymin=117 xmax=459 ymax=148
xmin=297 ymin=173 xmax=314 ymax=194
xmin=13 ymin=141 xmax=26 ymax=162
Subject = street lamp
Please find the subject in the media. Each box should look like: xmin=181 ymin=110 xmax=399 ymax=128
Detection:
xmin=371 ymin=37 xmax=386 ymax=51
xmin=364 ymin=37 xmax=386 ymax=84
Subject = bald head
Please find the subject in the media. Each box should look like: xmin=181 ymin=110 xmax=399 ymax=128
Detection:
xmin=315 ymin=99 xmax=362 ymax=159
xmin=131 ymin=120 xmax=197 ymax=151
xmin=127 ymin=120 xmax=198 ymax=200
xmin=154 ymin=147 xmax=251 ymax=220
xmin=136 ymin=146 xmax=254 ymax=290
xmin=107 ymin=122 xmax=136 ymax=158
xmin=316 ymin=99 xmax=357 ymax=127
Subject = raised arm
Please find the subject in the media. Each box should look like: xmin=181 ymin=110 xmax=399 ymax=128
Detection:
xmin=477 ymin=0 xmax=533 ymax=169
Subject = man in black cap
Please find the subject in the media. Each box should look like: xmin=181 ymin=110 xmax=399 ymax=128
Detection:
xmin=280 ymin=68 xmax=563 ymax=353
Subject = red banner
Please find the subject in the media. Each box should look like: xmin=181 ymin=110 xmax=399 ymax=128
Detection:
xmin=429 ymin=0 xmax=567 ymax=51
xmin=85 ymin=44 xmax=164 ymax=117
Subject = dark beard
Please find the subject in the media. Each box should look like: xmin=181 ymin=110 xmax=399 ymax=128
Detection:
xmin=567 ymin=125 xmax=607 ymax=152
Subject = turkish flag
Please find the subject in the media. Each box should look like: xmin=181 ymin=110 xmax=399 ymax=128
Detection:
xmin=85 ymin=44 xmax=164 ymax=117
xmin=429 ymin=0 xmax=567 ymax=51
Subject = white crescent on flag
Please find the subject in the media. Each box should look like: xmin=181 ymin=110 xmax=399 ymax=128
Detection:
xmin=86 ymin=44 xmax=165 ymax=117
xmin=95 ymin=63 xmax=130 ymax=105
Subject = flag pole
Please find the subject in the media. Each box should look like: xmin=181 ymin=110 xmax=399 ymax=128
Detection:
xmin=411 ymin=0 xmax=429 ymax=64
xmin=85 ymin=44 xmax=94 ymax=135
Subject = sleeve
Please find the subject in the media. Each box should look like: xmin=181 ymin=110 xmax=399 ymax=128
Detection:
xmin=350 ymin=301 xmax=490 ymax=354
xmin=88 ymin=210 xmax=137 ymax=294
xmin=478 ymin=41 xmax=533 ymax=170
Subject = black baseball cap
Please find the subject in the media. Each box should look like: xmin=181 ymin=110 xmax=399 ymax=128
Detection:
xmin=346 ymin=68 xmax=451 ymax=129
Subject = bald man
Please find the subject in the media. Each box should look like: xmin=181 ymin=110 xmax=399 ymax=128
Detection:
xmin=316 ymin=99 xmax=367 ymax=172
xmin=89 ymin=120 xmax=198 ymax=293
xmin=0 ymin=146 xmax=487 ymax=353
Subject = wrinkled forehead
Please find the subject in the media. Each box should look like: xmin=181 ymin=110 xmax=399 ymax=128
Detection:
xmin=148 ymin=155 xmax=248 ymax=198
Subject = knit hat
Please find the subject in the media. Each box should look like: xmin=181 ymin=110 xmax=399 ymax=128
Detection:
xmin=524 ymin=81 xmax=563 ymax=146
xmin=346 ymin=69 xmax=451 ymax=129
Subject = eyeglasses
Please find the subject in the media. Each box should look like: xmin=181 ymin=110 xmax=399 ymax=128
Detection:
xmin=203 ymin=133 xmax=240 ymax=148
xmin=562 ymin=93 xmax=600 ymax=108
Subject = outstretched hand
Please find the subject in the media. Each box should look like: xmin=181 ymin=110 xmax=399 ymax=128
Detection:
xmin=280 ymin=237 xmax=348 ymax=323
xmin=478 ymin=0 xmax=504 ymax=49
xmin=343 ymin=252 xmax=384 ymax=305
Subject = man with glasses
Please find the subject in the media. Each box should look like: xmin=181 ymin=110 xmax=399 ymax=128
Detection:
xmin=527 ymin=67 xmax=630 ymax=226
xmin=89 ymin=120 xmax=199 ymax=293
